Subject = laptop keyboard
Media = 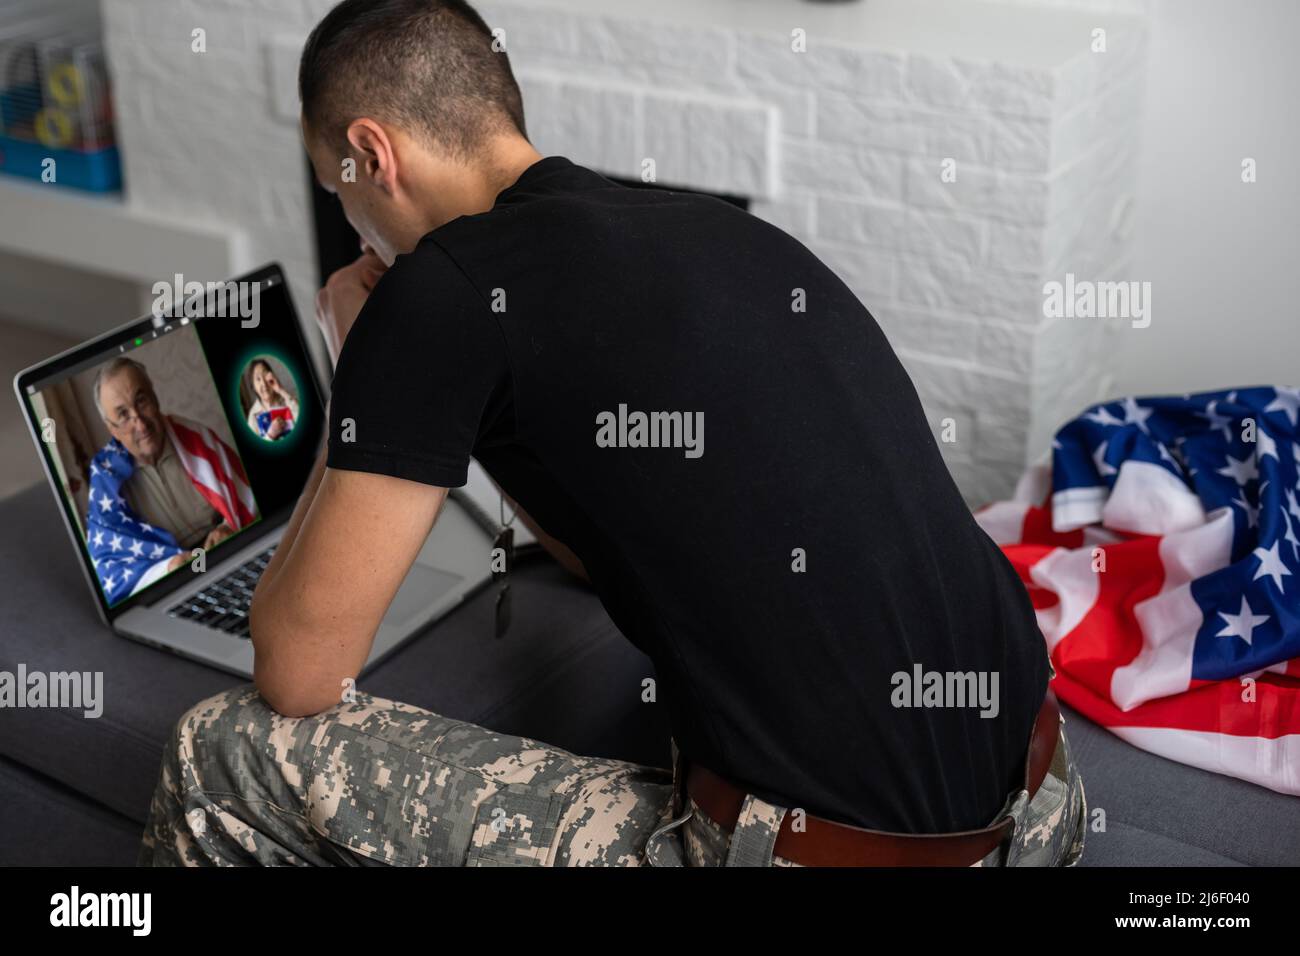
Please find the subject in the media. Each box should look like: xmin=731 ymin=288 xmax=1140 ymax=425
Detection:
xmin=166 ymin=546 xmax=276 ymax=639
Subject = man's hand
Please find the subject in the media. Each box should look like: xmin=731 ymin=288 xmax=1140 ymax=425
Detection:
xmin=267 ymin=418 xmax=288 ymax=439
xmin=203 ymin=522 xmax=235 ymax=551
xmin=315 ymin=251 xmax=388 ymax=367
xmin=166 ymin=553 xmax=189 ymax=574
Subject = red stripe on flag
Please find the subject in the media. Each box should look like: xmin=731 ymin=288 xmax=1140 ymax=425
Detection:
xmin=1053 ymin=666 xmax=1300 ymax=739
xmin=170 ymin=418 xmax=256 ymax=529
xmin=1022 ymin=503 xmax=1085 ymax=549
xmin=1054 ymin=534 xmax=1165 ymax=702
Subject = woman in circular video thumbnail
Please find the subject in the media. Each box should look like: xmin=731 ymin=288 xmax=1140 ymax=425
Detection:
xmin=242 ymin=356 xmax=299 ymax=442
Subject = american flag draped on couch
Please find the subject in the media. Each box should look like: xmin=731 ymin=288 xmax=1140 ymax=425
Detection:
xmin=976 ymin=386 xmax=1300 ymax=794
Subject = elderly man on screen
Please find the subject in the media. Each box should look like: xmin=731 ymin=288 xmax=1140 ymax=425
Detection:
xmin=84 ymin=357 xmax=257 ymax=605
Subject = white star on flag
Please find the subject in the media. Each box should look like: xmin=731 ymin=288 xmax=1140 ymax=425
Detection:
xmin=1264 ymin=386 xmax=1300 ymax=427
xmin=1282 ymin=509 xmax=1300 ymax=562
xmin=1232 ymin=493 xmax=1260 ymax=529
xmin=108 ymin=534 xmax=123 ymax=551
xmin=1255 ymin=428 xmax=1278 ymax=461
xmin=1086 ymin=405 xmax=1125 ymax=428
xmin=1217 ymin=453 xmax=1259 ymax=486
xmin=1121 ymin=396 xmax=1154 ymax=433
xmin=1197 ymin=400 xmax=1234 ymax=440
xmin=1093 ymin=442 xmax=1118 ymax=477
xmin=98 ymin=493 xmax=114 ymax=514
xmin=129 ymin=539 xmax=144 ymax=558
xmin=1217 ymin=596 xmax=1270 ymax=645
xmin=150 ymin=544 xmax=166 ymax=559
xmin=1252 ymin=542 xmax=1292 ymax=592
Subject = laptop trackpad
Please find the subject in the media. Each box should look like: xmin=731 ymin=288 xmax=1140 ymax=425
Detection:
xmin=384 ymin=565 xmax=463 ymax=627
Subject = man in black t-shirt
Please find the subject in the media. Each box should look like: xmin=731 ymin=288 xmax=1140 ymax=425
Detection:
xmin=139 ymin=0 xmax=1085 ymax=868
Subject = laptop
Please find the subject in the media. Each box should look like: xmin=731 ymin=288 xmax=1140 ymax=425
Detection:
xmin=14 ymin=262 xmax=499 ymax=678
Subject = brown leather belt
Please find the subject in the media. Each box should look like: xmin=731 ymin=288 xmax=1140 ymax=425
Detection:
xmin=686 ymin=688 xmax=1061 ymax=867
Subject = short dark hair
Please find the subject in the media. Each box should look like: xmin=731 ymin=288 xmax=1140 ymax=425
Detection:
xmin=299 ymin=0 xmax=527 ymax=159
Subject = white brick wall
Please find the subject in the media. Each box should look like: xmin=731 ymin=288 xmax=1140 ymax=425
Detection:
xmin=102 ymin=0 xmax=325 ymax=372
xmin=481 ymin=0 xmax=1150 ymax=504
xmin=99 ymin=0 xmax=1149 ymax=505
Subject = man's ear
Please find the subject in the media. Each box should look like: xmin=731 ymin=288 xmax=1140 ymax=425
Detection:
xmin=345 ymin=119 xmax=398 ymax=194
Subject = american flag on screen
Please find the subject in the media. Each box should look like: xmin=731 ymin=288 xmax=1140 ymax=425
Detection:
xmin=976 ymin=386 xmax=1300 ymax=794
xmin=86 ymin=415 xmax=257 ymax=605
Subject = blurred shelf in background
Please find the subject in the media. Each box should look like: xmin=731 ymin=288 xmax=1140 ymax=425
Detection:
xmin=0 ymin=173 xmax=239 ymax=289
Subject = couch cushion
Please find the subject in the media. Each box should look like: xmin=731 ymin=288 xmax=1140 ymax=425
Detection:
xmin=0 ymin=755 xmax=144 ymax=866
xmin=1062 ymin=704 xmax=1300 ymax=866
xmin=7 ymin=482 xmax=1299 ymax=864
xmin=0 ymin=484 xmax=672 ymax=825
xmin=1078 ymin=820 xmax=1244 ymax=867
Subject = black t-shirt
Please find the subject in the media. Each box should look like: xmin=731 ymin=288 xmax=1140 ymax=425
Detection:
xmin=328 ymin=156 xmax=1050 ymax=833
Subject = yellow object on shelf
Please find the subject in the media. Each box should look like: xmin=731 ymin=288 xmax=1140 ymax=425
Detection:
xmin=35 ymin=106 xmax=75 ymax=147
xmin=47 ymin=61 xmax=86 ymax=107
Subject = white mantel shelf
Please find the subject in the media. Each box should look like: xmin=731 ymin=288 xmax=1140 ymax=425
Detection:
xmin=496 ymin=0 xmax=1119 ymax=68
xmin=0 ymin=175 xmax=242 ymax=285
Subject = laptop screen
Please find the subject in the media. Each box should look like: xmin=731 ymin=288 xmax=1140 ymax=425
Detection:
xmin=16 ymin=266 xmax=323 ymax=615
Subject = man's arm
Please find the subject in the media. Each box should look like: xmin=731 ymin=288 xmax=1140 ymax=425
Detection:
xmin=249 ymin=249 xmax=424 ymax=717
xmin=249 ymin=464 xmax=447 ymax=717
xmin=255 ymin=247 xmax=385 ymax=596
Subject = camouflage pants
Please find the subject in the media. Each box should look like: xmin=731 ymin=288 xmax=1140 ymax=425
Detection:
xmin=138 ymin=685 xmax=1086 ymax=867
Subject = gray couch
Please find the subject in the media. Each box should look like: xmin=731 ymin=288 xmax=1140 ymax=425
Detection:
xmin=2 ymin=482 xmax=1295 ymax=866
